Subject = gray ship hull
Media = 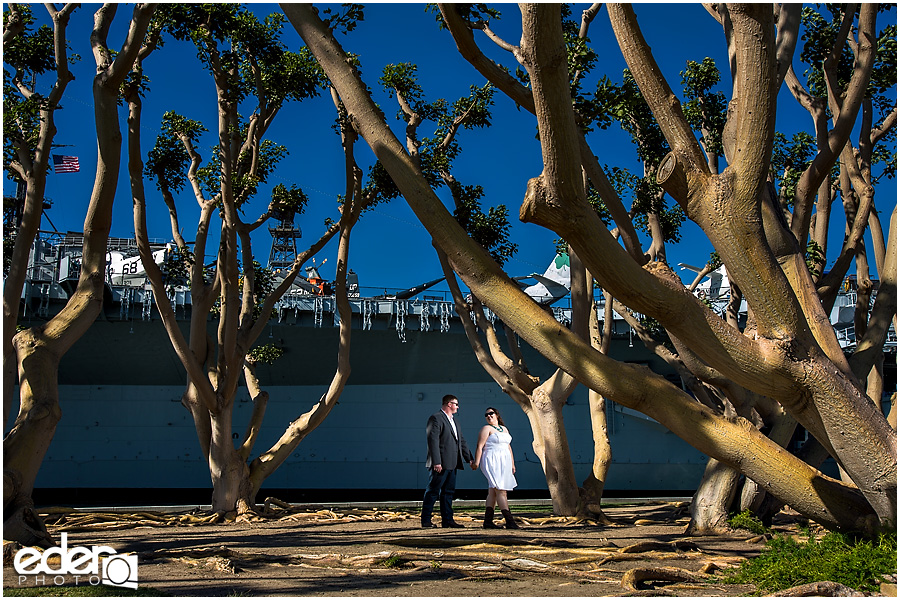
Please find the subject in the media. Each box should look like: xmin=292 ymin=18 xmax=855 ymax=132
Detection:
xmin=15 ymin=308 xmax=709 ymax=497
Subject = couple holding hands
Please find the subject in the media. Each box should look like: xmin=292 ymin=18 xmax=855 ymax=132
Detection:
xmin=421 ymin=394 xmax=520 ymax=530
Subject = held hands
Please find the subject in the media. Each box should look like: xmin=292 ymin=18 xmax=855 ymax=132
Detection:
xmin=470 ymin=461 xmax=478 ymax=470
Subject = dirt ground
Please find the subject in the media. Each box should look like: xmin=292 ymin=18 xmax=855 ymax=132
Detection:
xmin=0 ymin=500 xmax=856 ymax=597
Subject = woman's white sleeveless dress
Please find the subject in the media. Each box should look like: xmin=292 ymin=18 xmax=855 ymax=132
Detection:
xmin=480 ymin=428 xmax=518 ymax=491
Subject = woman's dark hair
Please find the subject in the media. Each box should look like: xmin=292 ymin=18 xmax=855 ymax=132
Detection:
xmin=485 ymin=406 xmax=505 ymax=427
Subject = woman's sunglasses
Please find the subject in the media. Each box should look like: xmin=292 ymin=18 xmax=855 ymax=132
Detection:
xmin=485 ymin=412 xmax=496 ymax=417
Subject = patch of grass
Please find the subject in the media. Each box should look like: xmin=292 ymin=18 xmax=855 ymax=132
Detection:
xmin=722 ymin=531 xmax=897 ymax=594
xmin=727 ymin=509 xmax=768 ymax=535
xmin=5 ymin=584 xmax=165 ymax=597
xmin=379 ymin=555 xmax=408 ymax=568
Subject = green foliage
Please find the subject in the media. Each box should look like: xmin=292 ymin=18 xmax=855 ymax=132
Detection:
xmin=722 ymin=531 xmax=897 ymax=594
xmin=161 ymin=245 xmax=195 ymax=291
xmin=585 ymin=183 xmax=612 ymax=226
xmin=604 ymin=166 xmax=684 ymax=244
xmin=271 ymin=184 xmax=308 ymax=218
xmin=210 ymin=261 xmax=277 ymax=321
xmin=197 ymin=138 xmax=289 ymax=208
xmin=380 ymin=62 xmax=495 ymax=191
xmin=3 ymin=5 xmax=64 ymax=168
xmin=247 ymin=343 xmax=284 ymax=365
xmin=380 ymin=62 xmax=426 ymax=117
xmin=426 ymin=3 xmax=501 ymax=31
xmin=553 ymin=239 xmax=569 ymax=257
xmin=771 ymin=132 xmax=816 ymax=207
xmin=638 ymin=314 xmax=667 ymax=341
xmin=3 ymin=194 xmax=21 ymax=276
xmin=800 ymin=6 xmax=896 ymax=103
xmin=727 ymin=509 xmax=769 ymax=535
xmin=705 ymin=251 xmax=723 ymax=272
xmin=157 ymin=5 xmax=310 ymax=107
xmin=805 ymin=239 xmax=826 ymax=278
xmin=799 ymin=6 xmax=857 ymax=100
xmin=451 ymin=182 xmax=517 ymax=267
xmin=870 ymin=23 xmax=897 ymax=95
xmin=362 ymin=160 xmax=403 ymax=206
xmin=152 ymin=3 xmax=324 ymax=192
xmin=120 ymin=66 xmax=152 ymax=105
xmin=244 ymin=46 xmax=328 ymax=108
xmin=321 ymin=4 xmax=365 ymax=35
xmin=379 ymin=555 xmax=409 ymax=568
xmin=592 ymin=70 xmax=670 ymax=167
xmin=248 ymin=261 xmax=277 ymax=321
xmin=795 ymin=8 xmax=897 ymax=185
xmin=681 ymin=57 xmax=728 ymax=160
xmin=3 ymin=5 xmax=56 ymax=74
xmin=377 ymin=61 xmax=513 ymax=265
xmin=560 ymin=5 xmax=597 ymax=95
xmin=146 ymin=112 xmax=208 ymax=193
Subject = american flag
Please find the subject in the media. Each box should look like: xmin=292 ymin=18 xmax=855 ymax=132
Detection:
xmin=52 ymin=154 xmax=80 ymax=174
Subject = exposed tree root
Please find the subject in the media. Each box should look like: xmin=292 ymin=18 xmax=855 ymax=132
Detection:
xmin=619 ymin=540 xmax=700 ymax=553
xmin=683 ymin=522 xmax=732 ymax=536
xmin=139 ymin=543 xmax=631 ymax=584
xmin=37 ymin=502 xmax=421 ymax=531
xmin=621 ymin=566 xmax=703 ymax=591
xmin=771 ymin=581 xmax=866 ymax=596
xmin=4 ymin=501 xmax=54 ymax=548
xmin=36 ymin=501 xmax=664 ymax=533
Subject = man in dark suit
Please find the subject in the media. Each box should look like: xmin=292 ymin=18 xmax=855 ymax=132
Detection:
xmin=421 ymin=394 xmax=474 ymax=528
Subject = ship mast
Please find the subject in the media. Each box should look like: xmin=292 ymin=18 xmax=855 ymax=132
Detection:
xmin=267 ymin=207 xmax=302 ymax=273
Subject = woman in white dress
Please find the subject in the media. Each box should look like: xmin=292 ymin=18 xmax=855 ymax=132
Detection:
xmin=472 ymin=407 xmax=519 ymax=529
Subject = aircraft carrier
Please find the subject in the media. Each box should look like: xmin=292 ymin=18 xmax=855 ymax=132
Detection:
xmin=9 ymin=229 xmax=894 ymax=504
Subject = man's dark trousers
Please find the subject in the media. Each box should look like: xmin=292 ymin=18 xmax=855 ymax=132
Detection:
xmin=422 ymin=467 xmax=457 ymax=525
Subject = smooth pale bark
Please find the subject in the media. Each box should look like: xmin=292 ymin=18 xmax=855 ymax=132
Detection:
xmin=3 ymin=3 xmax=155 ymax=546
xmin=435 ymin=7 xmax=891 ymax=520
xmin=389 ymin=59 xmax=582 ymax=515
xmin=740 ymin=403 xmax=797 ymax=520
xmin=435 ymin=3 xmax=646 ymax=264
xmin=608 ymin=4 xmax=895 ymax=523
xmin=129 ymin=53 xmax=347 ymax=511
xmin=685 ymin=459 xmax=740 ymax=535
xmin=283 ymin=4 xmax=887 ymax=534
xmin=580 ymin=281 xmax=613 ymax=522
xmin=3 ymin=4 xmax=77 ymax=431
xmin=247 ymin=184 xmax=360 ymax=501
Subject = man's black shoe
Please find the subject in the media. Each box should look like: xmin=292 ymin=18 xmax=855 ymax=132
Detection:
xmin=421 ymin=522 xmax=438 ymax=528
xmin=441 ymin=521 xmax=465 ymax=528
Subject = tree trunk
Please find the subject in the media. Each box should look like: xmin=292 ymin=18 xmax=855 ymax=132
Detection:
xmin=685 ymin=458 xmax=740 ymax=535
xmin=2 ymin=4 xmax=155 ymax=546
xmin=3 ymin=332 xmax=62 ymax=547
xmin=208 ymin=404 xmax=252 ymax=514
xmin=581 ymin=284 xmax=612 ymax=517
xmin=739 ymin=405 xmax=796 ymax=519
xmin=284 ymin=4 xmax=891 ymax=534
xmin=580 ymin=388 xmax=612 ymax=516
xmin=531 ymin=385 xmax=579 ymax=515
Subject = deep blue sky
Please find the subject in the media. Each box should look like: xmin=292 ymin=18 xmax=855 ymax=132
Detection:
xmin=8 ymin=3 xmax=897 ymax=294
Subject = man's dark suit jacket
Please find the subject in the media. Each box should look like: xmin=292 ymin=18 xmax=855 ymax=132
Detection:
xmin=425 ymin=410 xmax=473 ymax=470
